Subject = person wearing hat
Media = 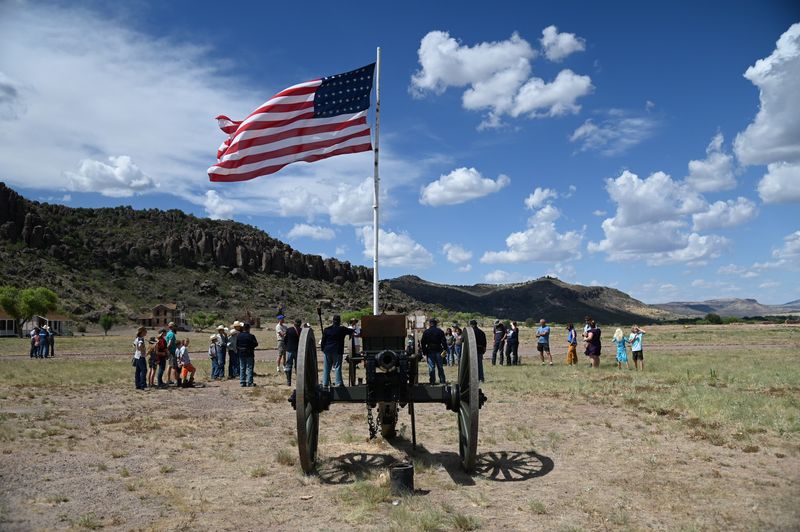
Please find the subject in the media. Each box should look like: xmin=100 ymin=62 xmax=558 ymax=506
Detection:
xmin=38 ymin=325 xmax=48 ymax=358
xmin=212 ymin=325 xmax=227 ymax=380
xmin=146 ymin=336 xmax=159 ymax=388
xmin=275 ymin=315 xmax=287 ymax=375
xmin=283 ymin=319 xmax=303 ymax=386
xmin=236 ymin=322 xmax=259 ymax=387
xmin=469 ymin=319 xmax=486 ymax=383
xmin=491 ymin=319 xmax=507 ymax=366
xmin=132 ymin=326 xmax=148 ymax=390
xmin=321 ymin=315 xmax=352 ymax=387
xmin=226 ymin=321 xmax=242 ymax=379
xmin=165 ymin=322 xmax=179 ymax=385
xmin=420 ymin=318 xmax=447 ymax=384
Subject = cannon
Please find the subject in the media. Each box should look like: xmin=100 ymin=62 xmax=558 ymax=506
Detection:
xmin=288 ymin=314 xmax=487 ymax=474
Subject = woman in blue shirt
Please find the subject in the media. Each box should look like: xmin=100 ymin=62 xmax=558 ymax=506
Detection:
xmin=612 ymin=328 xmax=630 ymax=370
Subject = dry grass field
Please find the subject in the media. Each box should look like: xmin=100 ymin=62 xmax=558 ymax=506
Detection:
xmin=0 ymin=324 xmax=798 ymax=531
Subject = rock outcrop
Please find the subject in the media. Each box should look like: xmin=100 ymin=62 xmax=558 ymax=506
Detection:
xmin=0 ymin=182 xmax=371 ymax=283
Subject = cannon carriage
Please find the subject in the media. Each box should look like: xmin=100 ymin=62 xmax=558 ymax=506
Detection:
xmin=288 ymin=314 xmax=487 ymax=474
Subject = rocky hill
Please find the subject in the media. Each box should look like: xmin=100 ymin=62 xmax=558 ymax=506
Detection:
xmin=0 ymin=182 xmax=419 ymax=325
xmin=385 ymin=275 xmax=673 ymax=324
xmin=654 ymin=298 xmax=800 ymax=318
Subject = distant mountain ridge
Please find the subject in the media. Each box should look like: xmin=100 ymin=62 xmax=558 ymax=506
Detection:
xmin=385 ymin=275 xmax=674 ymax=324
xmin=654 ymin=298 xmax=800 ymax=318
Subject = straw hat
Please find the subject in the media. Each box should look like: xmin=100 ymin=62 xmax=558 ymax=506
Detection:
xmin=216 ymin=324 xmax=225 ymax=331
xmin=168 ymin=321 xmax=176 ymax=328
xmin=209 ymin=334 xmax=218 ymax=342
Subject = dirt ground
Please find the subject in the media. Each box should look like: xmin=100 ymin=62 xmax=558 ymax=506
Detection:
xmin=1 ymin=345 xmax=799 ymax=531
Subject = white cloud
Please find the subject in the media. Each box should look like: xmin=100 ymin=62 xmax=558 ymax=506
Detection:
xmin=66 ymin=155 xmax=156 ymax=197
xmin=528 ymin=204 xmax=561 ymax=225
xmin=686 ymin=133 xmax=736 ymax=192
xmin=359 ymin=226 xmax=434 ymax=269
xmin=592 ymin=209 xmax=607 ymax=217
xmin=203 ymin=190 xmax=235 ymax=220
xmin=481 ymin=211 xmax=583 ymax=264
xmin=754 ymin=230 xmax=800 ymax=270
xmin=443 ymin=243 xmax=472 ymax=263
xmin=410 ymin=31 xmax=593 ymax=128
xmin=0 ymin=4 xmax=259 ymax=198
xmin=483 ymin=270 xmax=532 ymax=284
xmin=524 ymin=187 xmax=558 ymax=209
xmin=334 ymin=245 xmax=347 ymax=256
xmin=734 ymin=23 xmax=800 ymax=167
xmin=287 ymin=224 xmax=336 ymax=241
xmin=691 ymin=197 xmax=758 ymax=231
xmin=588 ymin=170 xmax=729 ymax=265
xmin=543 ymin=262 xmax=576 ymax=280
xmin=759 ymin=281 xmax=780 ymax=289
xmin=717 ymin=264 xmax=759 ymax=278
xmin=540 ymin=25 xmax=586 ymax=62
xmin=570 ymin=112 xmax=658 ymax=155
xmin=420 ymin=167 xmax=510 ymax=206
xmin=757 ymin=162 xmax=800 ymax=203
xmin=457 ymin=264 xmax=472 ymax=272
xmin=690 ymin=278 xmax=741 ymax=293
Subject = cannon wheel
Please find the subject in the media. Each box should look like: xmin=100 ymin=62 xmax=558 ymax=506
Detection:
xmin=295 ymin=328 xmax=319 ymax=474
xmin=458 ymin=327 xmax=480 ymax=472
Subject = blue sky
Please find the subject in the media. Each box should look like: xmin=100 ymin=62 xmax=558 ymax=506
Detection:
xmin=1 ymin=1 xmax=799 ymax=304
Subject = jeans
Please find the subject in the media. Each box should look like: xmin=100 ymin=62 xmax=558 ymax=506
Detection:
xmin=426 ymin=350 xmax=446 ymax=384
xmin=492 ymin=340 xmax=504 ymax=365
xmin=156 ymin=358 xmax=167 ymax=385
xmin=478 ymin=352 xmax=485 ymax=382
xmin=228 ymin=350 xmax=239 ymax=377
xmin=239 ymin=354 xmax=254 ymax=386
xmin=322 ymin=349 xmax=343 ymax=387
xmin=214 ymin=347 xmax=226 ymax=379
xmin=454 ymin=344 xmax=462 ymax=366
xmin=446 ymin=345 xmax=456 ymax=366
xmin=506 ymin=342 xmax=519 ymax=365
xmin=134 ymin=357 xmax=147 ymax=389
xmin=284 ymin=350 xmax=296 ymax=384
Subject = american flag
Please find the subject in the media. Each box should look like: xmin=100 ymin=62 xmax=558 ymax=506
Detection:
xmin=208 ymin=63 xmax=375 ymax=182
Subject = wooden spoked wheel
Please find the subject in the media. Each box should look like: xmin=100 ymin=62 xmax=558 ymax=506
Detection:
xmin=296 ymin=328 xmax=320 ymax=474
xmin=458 ymin=327 xmax=480 ymax=472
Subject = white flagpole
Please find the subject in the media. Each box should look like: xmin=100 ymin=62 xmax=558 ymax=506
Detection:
xmin=372 ymin=47 xmax=381 ymax=316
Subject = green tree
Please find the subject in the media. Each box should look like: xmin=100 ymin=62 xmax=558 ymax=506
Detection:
xmin=705 ymin=313 xmax=723 ymax=324
xmin=0 ymin=286 xmax=59 ymax=337
xmin=341 ymin=307 xmax=373 ymax=324
xmin=99 ymin=314 xmax=116 ymax=336
xmin=191 ymin=311 xmax=216 ymax=332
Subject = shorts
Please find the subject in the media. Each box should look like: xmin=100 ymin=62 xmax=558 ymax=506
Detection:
xmin=169 ymin=353 xmax=178 ymax=368
xmin=148 ymin=356 xmax=157 ymax=369
xmin=180 ymin=363 xmax=195 ymax=378
xmin=536 ymin=343 xmax=550 ymax=353
xmin=632 ymin=350 xmax=643 ymax=361
xmin=277 ymin=340 xmax=286 ymax=356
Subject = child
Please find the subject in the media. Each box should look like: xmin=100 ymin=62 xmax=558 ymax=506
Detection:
xmin=629 ymin=325 xmax=646 ymax=371
xmin=146 ymin=337 xmax=158 ymax=388
xmin=612 ymin=328 xmax=630 ymax=370
xmin=566 ymin=323 xmax=578 ymax=365
xmin=177 ymin=339 xmax=195 ymax=388
xmin=209 ymin=335 xmax=219 ymax=380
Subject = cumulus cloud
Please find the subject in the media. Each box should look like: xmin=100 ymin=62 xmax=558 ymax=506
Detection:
xmin=570 ymin=111 xmax=658 ymax=156
xmin=481 ymin=209 xmax=583 ymax=264
xmin=528 ymin=204 xmax=561 ymax=225
xmin=734 ymin=23 xmax=800 ymax=166
xmin=420 ymin=167 xmax=510 ymax=206
xmin=203 ymin=190 xmax=235 ymax=220
xmin=540 ymin=25 xmax=586 ymax=62
xmin=754 ymin=230 xmax=800 ymax=270
xmin=66 ymin=155 xmax=156 ymax=197
xmin=443 ymin=243 xmax=472 ymax=263
xmin=691 ymin=197 xmax=758 ymax=231
xmin=457 ymin=264 xmax=472 ymax=272
xmin=588 ymin=170 xmax=729 ymax=265
xmin=287 ymin=224 xmax=336 ymax=241
xmin=686 ymin=133 xmax=737 ymax=192
xmin=717 ymin=264 xmax=759 ymax=278
xmin=410 ymin=31 xmax=593 ymax=128
xmin=757 ymin=162 xmax=800 ymax=203
xmin=524 ymin=187 xmax=558 ymax=209
xmin=733 ymin=23 xmax=800 ymax=203
xmin=483 ymin=270 xmax=531 ymax=284
xmin=359 ymin=227 xmax=434 ymax=269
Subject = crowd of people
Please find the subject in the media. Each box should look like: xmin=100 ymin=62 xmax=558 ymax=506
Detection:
xmin=129 ymin=313 xmax=648 ymax=390
xmin=28 ymin=324 xmax=56 ymax=358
